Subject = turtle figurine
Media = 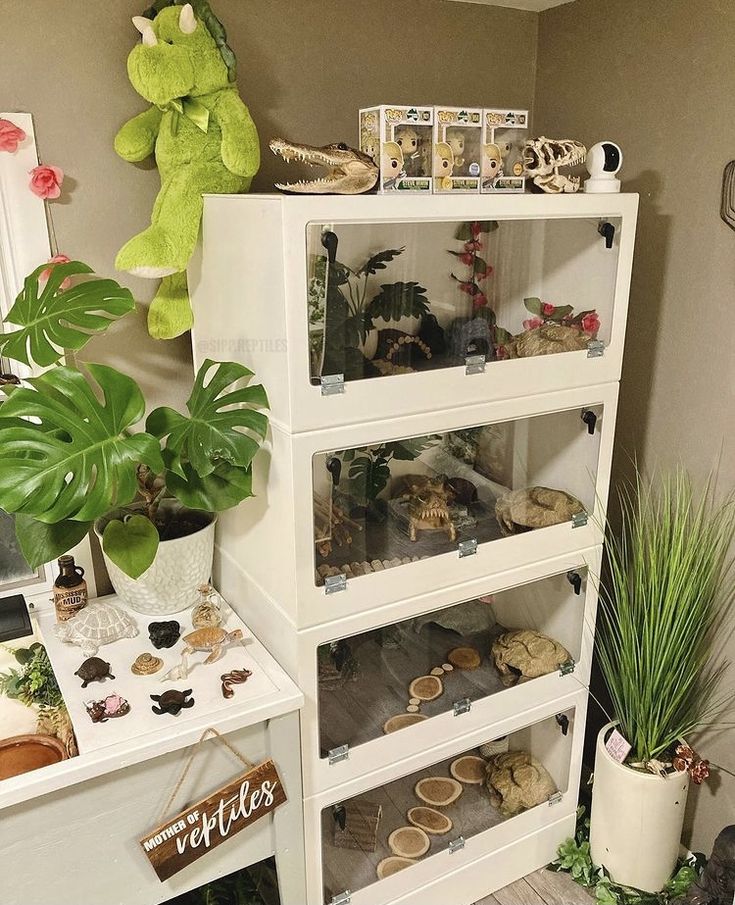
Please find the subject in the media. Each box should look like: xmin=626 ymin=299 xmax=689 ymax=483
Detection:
xmin=148 ymin=620 xmax=181 ymax=649
xmin=150 ymin=689 xmax=195 ymax=716
xmin=85 ymin=693 xmax=131 ymax=723
xmin=162 ymin=628 xmax=244 ymax=681
xmin=75 ymin=656 xmax=115 ymax=689
xmin=486 ymin=750 xmax=557 ymax=817
xmin=491 ymin=630 xmax=572 ymax=687
xmin=495 ymin=486 xmax=585 ymax=536
xmin=54 ymin=601 xmax=138 ymax=657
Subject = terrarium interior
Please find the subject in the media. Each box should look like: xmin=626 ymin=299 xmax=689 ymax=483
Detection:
xmin=313 ymin=405 xmax=603 ymax=586
xmin=307 ymin=217 xmax=620 ymax=383
xmin=320 ymin=707 xmax=575 ymax=903
xmin=317 ymin=568 xmax=586 ymax=757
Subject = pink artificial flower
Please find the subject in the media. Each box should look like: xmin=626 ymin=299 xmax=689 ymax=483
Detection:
xmin=542 ymin=302 xmax=556 ymax=316
xmin=39 ymin=254 xmax=72 ymax=290
xmin=475 ymin=264 xmax=494 ymax=280
xmin=523 ymin=317 xmax=544 ymax=331
xmin=457 ymin=281 xmax=477 ymax=295
xmin=495 ymin=344 xmax=509 ymax=360
xmin=472 ymin=292 xmax=488 ymax=310
xmin=0 ymin=118 xmax=27 ymax=153
xmin=464 ymin=239 xmax=482 ymax=252
xmin=29 ymin=164 xmax=64 ymax=199
xmin=581 ymin=312 xmax=601 ymax=336
xmin=459 ymin=252 xmax=475 ymax=265
xmin=470 ymin=221 xmax=482 ymax=238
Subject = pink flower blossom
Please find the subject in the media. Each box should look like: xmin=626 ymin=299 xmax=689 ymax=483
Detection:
xmin=472 ymin=292 xmax=488 ymax=310
xmin=495 ymin=345 xmax=509 ymax=360
xmin=542 ymin=302 xmax=555 ymax=316
xmin=0 ymin=118 xmax=26 ymax=153
xmin=470 ymin=221 xmax=482 ymax=238
xmin=29 ymin=164 xmax=64 ymax=199
xmin=464 ymin=240 xmax=482 ymax=252
xmin=459 ymin=252 xmax=474 ymax=265
xmin=581 ymin=312 xmax=601 ymax=336
xmin=458 ymin=281 xmax=477 ymax=295
xmin=475 ymin=265 xmax=494 ymax=280
xmin=523 ymin=317 xmax=544 ymax=331
xmin=39 ymin=254 xmax=72 ymax=290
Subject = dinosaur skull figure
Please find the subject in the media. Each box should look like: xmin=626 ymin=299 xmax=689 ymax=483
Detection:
xmin=269 ymin=138 xmax=378 ymax=194
xmin=522 ymin=137 xmax=587 ymax=194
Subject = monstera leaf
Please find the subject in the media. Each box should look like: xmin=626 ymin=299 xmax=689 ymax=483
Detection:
xmin=146 ymin=359 xmax=268 ymax=511
xmin=367 ymin=282 xmax=431 ymax=323
xmin=0 ymin=364 xmax=163 ymax=525
xmin=0 ymin=261 xmax=135 ymax=368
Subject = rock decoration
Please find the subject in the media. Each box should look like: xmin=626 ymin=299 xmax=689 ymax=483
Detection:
xmin=414 ymin=776 xmax=463 ymax=807
xmin=148 ymin=620 xmax=181 ymax=649
xmin=85 ymin=693 xmax=130 ymax=723
xmin=333 ymin=800 xmax=383 ymax=852
xmin=376 ymin=857 xmax=416 ymax=880
xmin=449 ymin=754 xmax=487 ymax=784
xmin=388 ymin=826 xmax=430 ymax=858
xmin=479 ymin=736 xmax=510 ymax=759
xmin=506 ymin=323 xmax=589 ymax=358
xmin=220 ymin=668 xmax=253 ymax=699
xmin=74 ymin=657 xmax=115 ymax=688
xmin=491 ymin=630 xmax=572 ymax=686
xmin=485 ymin=750 xmax=557 ymax=817
xmin=495 ymin=486 xmax=585 ymax=536
xmin=131 ymin=652 xmax=163 ymax=675
xmin=407 ymin=806 xmax=453 ymax=835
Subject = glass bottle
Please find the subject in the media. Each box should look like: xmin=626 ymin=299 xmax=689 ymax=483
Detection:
xmin=53 ymin=555 xmax=88 ymax=622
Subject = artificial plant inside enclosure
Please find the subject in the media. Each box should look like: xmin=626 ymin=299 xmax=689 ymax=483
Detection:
xmin=0 ymin=260 xmax=268 ymax=579
xmin=597 ymin=469 xmax=735 ymax=766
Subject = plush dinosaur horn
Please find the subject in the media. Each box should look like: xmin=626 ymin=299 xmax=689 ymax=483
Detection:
xmin=131 ymin=16 xmax=150 ymax=34
xmin=141 ymin=25 xmax=157 ymax=46
xmin=179 ymin=3 xmax=197 ymax=34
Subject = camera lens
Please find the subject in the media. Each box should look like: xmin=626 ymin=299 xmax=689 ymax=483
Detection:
xmin=602 ymin=143 xmax=621 ymax=172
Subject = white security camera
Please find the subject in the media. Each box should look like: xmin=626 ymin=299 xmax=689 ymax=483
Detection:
xmin=584 ymin=141 xmax=623 ymax=193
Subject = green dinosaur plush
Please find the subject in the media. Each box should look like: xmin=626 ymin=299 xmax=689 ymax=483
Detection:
xmin=115 ymin=2 xmax=259 ymax=339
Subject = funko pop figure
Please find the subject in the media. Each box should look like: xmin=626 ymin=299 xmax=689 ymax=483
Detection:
xmin=434 ymin=142 xmax=454 ymax=190
xmin=381 ymin=140 xmax=405 ymax=189
xmin=360 ymin=105 xmax=433 ymax=192
xmin=446 ymin=129 xmax=466 ymax=171
xmin=483 ymin=143 xmax=503 ymax=183
xmin=395 ymin=126 xmax=423 ymax=176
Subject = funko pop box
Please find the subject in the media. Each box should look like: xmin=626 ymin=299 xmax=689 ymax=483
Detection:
xmin=359 ymin=106 xmax=434 ymax=193
xmin=481 ymin=108 xmax=529 ymax=193
xmin=433 ymin=106 xmax=483 ymax=193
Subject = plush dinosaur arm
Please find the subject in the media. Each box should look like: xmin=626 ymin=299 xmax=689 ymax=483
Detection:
xmin=114 ymin=106 xmax=163 ymax=162
xmin=213 ymin=90 xmax=260 ymax=178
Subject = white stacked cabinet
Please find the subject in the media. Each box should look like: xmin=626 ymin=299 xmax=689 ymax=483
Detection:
xmin=190 ymin=192 xmax=638 ymax=905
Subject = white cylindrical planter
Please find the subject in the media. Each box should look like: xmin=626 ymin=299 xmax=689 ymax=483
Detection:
xmin=95 ymin=503 xmax=216 ymax=616
xmin=590 ymin=723 xmax=689 ymax=893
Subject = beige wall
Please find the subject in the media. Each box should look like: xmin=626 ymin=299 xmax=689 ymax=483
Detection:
xmin=536 ymin=0 xmax=735 ymax=854
xmin=0 ymin=0 xmax=538 ymax=411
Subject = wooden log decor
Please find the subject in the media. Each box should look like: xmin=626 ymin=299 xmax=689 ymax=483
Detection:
xmin=139 ymin=758 xmax=286 ymax=882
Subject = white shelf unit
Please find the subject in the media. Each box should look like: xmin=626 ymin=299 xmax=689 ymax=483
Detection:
xmin=190 ymin=193 xmax=637 ymax=905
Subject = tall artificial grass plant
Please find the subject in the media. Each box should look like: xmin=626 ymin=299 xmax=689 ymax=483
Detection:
xmin=597 ymin=468 xmax=735 ymax=765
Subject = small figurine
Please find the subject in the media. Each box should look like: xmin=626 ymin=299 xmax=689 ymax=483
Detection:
xmin=446 ymin=129 xmax=466 ymax=171
xmin=381 ymin=141 xmax=405 ymax=190
xmin=85 ymin=693 xmax=131 ymax=723
xmin=522 ymin=136 xmax=587 ymax=194
xmin=433 ymin=142 xmax=454 ymax=190
xmin=192 ymin=584 xmax=223 ymax=629
xmin=482 ymin=143 xmax=503 ymax=185
xmin=54 ymin=600 xmax=138 ymax=657
xmin=74 ymin=657 xmax=115 ymax=689
xmin=148 ymin=620 xmax=181 ymax=649
xmin=221 ymin=668 xmax=253 ymax=699
xmin=162 ymin=628 xmax=245 ymax=681
xmin=150 ymin=689 xmax=195 ymax=716
xmin=672 ymin=825 xmax=735 ymax=905
xmin=391 ymin=474 xmax=457 ymax=542
xmin=130 ymin=652 xmax=163 ymax=676
xmin=394 ymin=126 xmax=423 ymax=177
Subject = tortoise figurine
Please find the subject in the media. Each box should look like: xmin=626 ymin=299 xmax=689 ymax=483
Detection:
xmin=486 ymin=750 xmax=557 ymax=817
xmin=491 ymin=630 xmax=572 ymax=687
xmin=150 ymin=688 xmax=195 ymax=716
xmin=495 ymin=486 xmax=585 ymax=536
xmin=163 ymin=628 xmax=245 ymax=681
xmin=54 ymin=601 xmax=138 ymax=657
xmin=75 ymin=656 xmax=115 ymax=688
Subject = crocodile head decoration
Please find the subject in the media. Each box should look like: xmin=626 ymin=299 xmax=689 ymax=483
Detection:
xmin=269 ymin=138 xmax=378 ymax=194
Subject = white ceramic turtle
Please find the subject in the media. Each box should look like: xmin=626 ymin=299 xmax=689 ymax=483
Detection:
xmin=54 ymin=601 xmax=139 ymax=657
xmin=495 ymin=486 xmax=585 ymax=536
xmin=486 ymin=750 xmax=557 ymax=817
xmin=491 ymin=629 xmax=571 ymax=686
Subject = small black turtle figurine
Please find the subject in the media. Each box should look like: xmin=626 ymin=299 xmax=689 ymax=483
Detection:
xmin=74 ymin=657 xmax=115 ymax=688
xmin=150 ymin=688 xmax=195 ymax=716
xmin=148 ymin=620 xmax=181 ymax=649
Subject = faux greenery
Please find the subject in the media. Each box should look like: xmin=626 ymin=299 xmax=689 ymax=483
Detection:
xmin=551 ymin=807 xmax=703 ymax=905
xmin=0 ymin=642 xmax=63 ymax=709
xmin=597 ymin=469 xmax=735 ymax=764
xmin=0 ymin=261 xmax=268 ymax=580
xmin=337 ymin=435 xmax=441 ymax=504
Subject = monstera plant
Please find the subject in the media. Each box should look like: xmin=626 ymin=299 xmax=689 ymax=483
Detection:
xmin=0 ymin=260 xmax=267 ymax=608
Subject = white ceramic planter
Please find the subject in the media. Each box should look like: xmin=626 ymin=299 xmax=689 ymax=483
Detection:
xmin=590 ymin=723 xmax=689 ymax=892
xmin=95 ymin=504 xmax=216 ymax=616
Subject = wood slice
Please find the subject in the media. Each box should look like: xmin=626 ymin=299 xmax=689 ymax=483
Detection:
xmin=407 ymin=806 xmax=453 ymax=835
xmin=383 ymin=713 xmax=428 ymax=734
xmin=430 ymin=667 xmax=445 ymax=676
xmin=406 ymin=704 xmax=419 ymax=713
xmin=442 ymin=663 xmax=454 ymax=672
xmin=388 ymin=826 xmax=430 ymax=858
xmin=408 ymin=697 xmax=420 ymax=706
xmin=408 ymin=675 xmax=443 ymax=701
xmin=447 ymin=646 xmax=482 ymax=670
xmin=377 ymin=856 xmax=417 ymax=880
xmin=450 ymin=754 xmax=487 ymax=784
xmin=414 ymin=776 xmax=463 ymax=807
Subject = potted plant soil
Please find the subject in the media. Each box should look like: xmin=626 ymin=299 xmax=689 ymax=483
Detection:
xmin=590 ymin=469 xmax=735 ymax=892
xmin=0 ymin=260 xmax=268 ymax=615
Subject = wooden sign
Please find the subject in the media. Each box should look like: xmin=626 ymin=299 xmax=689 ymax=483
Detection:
xmin=140 ymin=759 xmax=286 ymax=882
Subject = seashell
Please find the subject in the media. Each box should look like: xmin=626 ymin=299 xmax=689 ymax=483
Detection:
xmin=131 ymin=653 xmax=163 ymax=675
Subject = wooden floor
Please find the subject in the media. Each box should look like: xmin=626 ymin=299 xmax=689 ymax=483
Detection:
xmin=476 ymin=869 xmax=594 ymax=904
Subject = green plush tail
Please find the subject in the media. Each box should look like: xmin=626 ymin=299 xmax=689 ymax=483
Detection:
xmin=148 ymin=271 xmax=193 ymax=339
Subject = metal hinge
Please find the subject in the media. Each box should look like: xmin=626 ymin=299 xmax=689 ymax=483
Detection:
xmin=324 ymin=574 xmax=347 ymax=594
xmin=458 ymin=538 xmax=478 ymax=558
xmin=587 ymin=340 xmax=605 ymax=359
xmin=465 ymin=353 xmax=486 ymax=375
xmin=453 ymin=697 xmax=472 ymax=716
xmin=321 ymin=374 xmax=345 ymax=396
xmin=331 ymin=892 xmax=351 ymax=905
xmin=572 ymin=511 xmax=589 ymax=528
xmin=328 ymin=745 xmax=349 ymax=765
xmin=448 ymin=836 xmax=466 ymax=854
xmin=548 ymin=791 xmax=563 ymax=806
xmin=560 ymin=659 xmax=576 ymax=676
